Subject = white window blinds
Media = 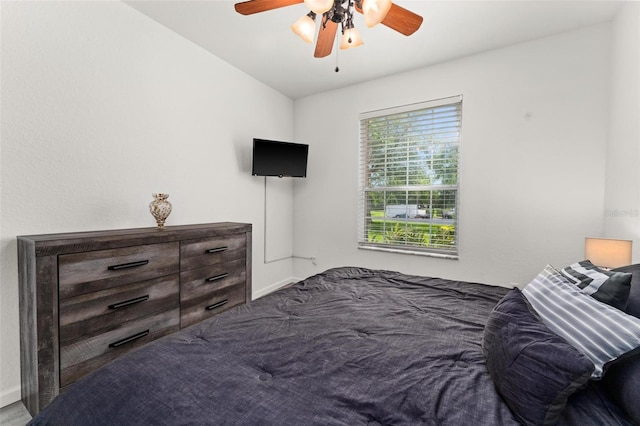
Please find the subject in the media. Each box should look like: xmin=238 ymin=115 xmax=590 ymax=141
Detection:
xmin=358 ymin=95 xmax=462 ymax=255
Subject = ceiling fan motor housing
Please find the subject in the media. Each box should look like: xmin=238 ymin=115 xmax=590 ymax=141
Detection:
xmin=329 ymin=0 xmax=349 ymax=23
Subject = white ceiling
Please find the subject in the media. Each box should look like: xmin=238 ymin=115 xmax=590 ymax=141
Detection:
xmin=124 ymin=0 xmax=623 ymax=99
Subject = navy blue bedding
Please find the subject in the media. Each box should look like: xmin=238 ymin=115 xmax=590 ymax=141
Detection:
xmin=30 ymin=267 xmax=632 ymax=425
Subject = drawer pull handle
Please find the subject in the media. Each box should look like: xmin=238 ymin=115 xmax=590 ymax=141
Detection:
xmin=108 ymin=295 xmax=149 ymax=310
xmin=206 ymin=299 xmax=229 ymax=311
xmin=205 ymin=246 xmax=228 ymax=254
xmin=206 ymin=273 xmax=229 ymax=282
xmin=107 ymin=260 xmax=149 ymax=271
xmin=108 ymin=330 xmax=150 ymax=348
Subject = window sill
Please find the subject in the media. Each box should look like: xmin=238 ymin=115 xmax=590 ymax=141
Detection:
xmin=358 ymin=244 xmax=459 ymax=260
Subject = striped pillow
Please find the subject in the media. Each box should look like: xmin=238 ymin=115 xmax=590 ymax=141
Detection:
xmin=522 ymin=265 xmax=640 ymax=378
xmin=561 ymin=260 xmax=632 ymax=310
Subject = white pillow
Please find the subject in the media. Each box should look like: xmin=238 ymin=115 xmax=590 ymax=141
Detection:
xmin=522 ymin=265 xmax=640 ymax=378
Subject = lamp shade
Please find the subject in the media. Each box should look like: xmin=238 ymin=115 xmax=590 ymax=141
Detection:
xmin=340 ymin=27 xmax=364 ymax=50
xmin=362 ymin=0 xmax=392 ymax=27
xmin=291 ymin=14 xmax=316 ymax=44
xmin=304 ymin=0 xmax=333 ymax=15
xmin=585 ymin=237 xmax=632 ymax=269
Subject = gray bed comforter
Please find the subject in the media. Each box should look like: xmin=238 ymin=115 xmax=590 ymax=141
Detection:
xmin=30 ymin=267 xmax=630 ymax=425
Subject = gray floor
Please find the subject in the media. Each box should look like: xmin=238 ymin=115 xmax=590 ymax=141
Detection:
xmin=0 ymin=401 xmax=31 ymax=426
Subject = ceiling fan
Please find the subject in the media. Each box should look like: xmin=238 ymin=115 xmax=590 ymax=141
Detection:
xmin=234 ymin=0 xmax=423 ymax=59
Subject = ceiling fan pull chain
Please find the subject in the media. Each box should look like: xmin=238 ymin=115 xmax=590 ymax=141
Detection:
xmin=335 ymin=27 xmax=340 ymax=72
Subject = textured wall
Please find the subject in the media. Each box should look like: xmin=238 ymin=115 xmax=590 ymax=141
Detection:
xmin=292 ymin=23 xmax=613 ymax=287
xmin=0 ymin=1 xmax=294 ymax=406
xmin=603 ymin=2 xmax=640 ymax=260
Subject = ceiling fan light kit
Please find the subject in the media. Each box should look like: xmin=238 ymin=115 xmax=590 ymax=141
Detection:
xmin=235 ymin=0 xmax=423 ymax=59
xmin=291 ymin=11 xmax=317 ymax=43
xmin=362 ymin=0 xmax=392 ymax=27
xmin=340 ymin=25 xmax=363 ymax=50
xmin=304 ymin=0 xmax=334 ymax=15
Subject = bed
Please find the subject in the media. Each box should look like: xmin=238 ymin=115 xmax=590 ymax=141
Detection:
xmin=29 ymin=265 xmax=640 ymax=425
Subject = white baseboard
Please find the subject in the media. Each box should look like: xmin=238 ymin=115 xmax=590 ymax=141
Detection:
xmin=0 ymin=385 xmax=21 ymax=409
xmin=252 ymin=276 xmax=300 ymax=300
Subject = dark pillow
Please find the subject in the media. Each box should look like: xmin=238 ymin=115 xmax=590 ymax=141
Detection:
xmin=603 ymin=263 xmax=640 ymax=423
xmin=482 ymin=288 xmax=594 ymax=426
xmin=612 ymin=263 xmax=640 ymax=319
xmin=560 ymin=260 xmax=632 ymax=310
xmin=600 ymin=355 xmax=640 ymax=423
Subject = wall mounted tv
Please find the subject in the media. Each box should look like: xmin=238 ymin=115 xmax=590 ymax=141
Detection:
xmin=252 ymin=138 xmax=309 ymax=178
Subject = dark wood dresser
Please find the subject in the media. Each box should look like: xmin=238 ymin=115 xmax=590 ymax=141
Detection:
xmin=17 ymin=222 xmax=252 ymax=416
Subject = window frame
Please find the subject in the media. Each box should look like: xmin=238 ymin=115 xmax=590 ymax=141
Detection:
xmin=358 ymin=95 xmax=463 ymax=257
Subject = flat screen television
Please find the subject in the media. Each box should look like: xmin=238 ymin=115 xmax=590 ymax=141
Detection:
xmin=252 ymin=138 xmax=309 ymax=178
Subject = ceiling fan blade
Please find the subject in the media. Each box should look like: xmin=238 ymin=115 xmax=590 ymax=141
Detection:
xmin=235 ymin=0 xmax=303 ymax=15
xmin=314 ymin=18 xmax=338 ymax=58
xmin=355 ymin=3 xmax=423 ymax=36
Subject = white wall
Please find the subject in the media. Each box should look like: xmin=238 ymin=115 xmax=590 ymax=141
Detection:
xmin=1 ymin=0 xmax=636 ymax=412
xmin=0 ymin=2 xmax=295 ymax=406
xmin=603 ymin=2 xmax=640 ymax=261
xmin=293 ymin=23 xmax=613 ymax=287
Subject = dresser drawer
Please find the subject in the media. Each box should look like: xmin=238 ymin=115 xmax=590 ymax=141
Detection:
xmin=60 ymin=309 xmax=179 ymax=388
xmin=59 ymin=242 xmax=179 ymax=299
xmin=180 ymin=234 xmax=245 ymax=271
xmin=59 ymin=275 xmax=179 ymax=344
xmin=180 ymin=285 xmax=245 ymax=328
xmin=180 ymin=258 xmax=246 ymax=304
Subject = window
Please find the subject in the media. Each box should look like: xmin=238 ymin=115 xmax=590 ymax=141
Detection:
xmin=358 ymin=95 xmax=462 ymax=256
